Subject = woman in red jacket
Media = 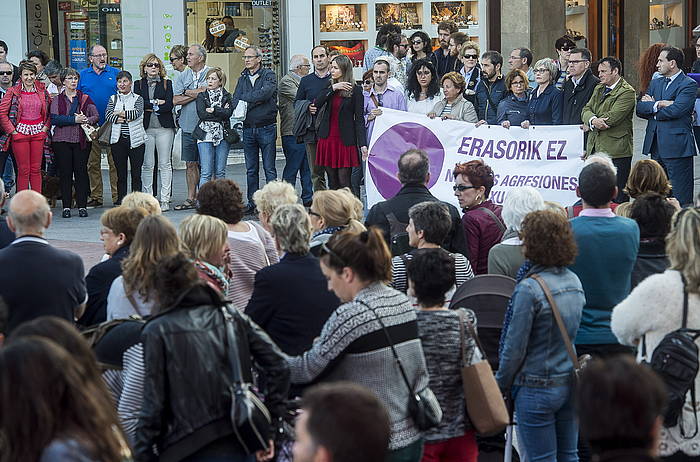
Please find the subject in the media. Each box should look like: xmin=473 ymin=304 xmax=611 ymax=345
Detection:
xmin=453 ymin=159 xmax=505 ymax=274
xmin=0 ymin=60 xmax=51 ymax=192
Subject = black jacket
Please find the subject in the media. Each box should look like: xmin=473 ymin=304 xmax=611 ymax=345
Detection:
xmin=232 ymin=67 xmax=278 ymax=128
xmin=133 ymin=78 xmax=175 ymax=129
xmin=631 ymin=238 xmax=669 ymax=289
xmin=78 ymin=245 xmax=129 ymax=327
xmin=561 ymin=69 xmax=599 ymax=125
xmin=134 ymin=284 xmax=290 ymax=462
xmin=315 ymin=83 xmax=367 ymax=148
xmin=365 ymin=183 xmax=469 ymax=257
xmin=192 ymin=88 xmax=234 ymax=141
xmin=0 ymin=215 xmax=14 ymax=250
xmin=434 ymin=47 xmax=456 ymax=79
xmin=244 ymin=252 xmax=339 ymax=357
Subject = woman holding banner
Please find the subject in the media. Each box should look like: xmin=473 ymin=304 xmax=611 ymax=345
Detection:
xmin=522 ymin=58 xmax=563 ymax=127
xmin=406 ymin=59 xmax=443 ymax=115
xmin=315 ymin=54 xmax=368 ymax=191
xmin=497 ymin=69 xmax=531 ymax=129
xmin=428 ymin=72 xmax=478 ymax=123
xmin=453 ymin=159 xmax=505 ymax=274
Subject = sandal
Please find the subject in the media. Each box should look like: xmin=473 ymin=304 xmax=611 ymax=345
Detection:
xmin=174 ymin=198 xmax=197 ymax=211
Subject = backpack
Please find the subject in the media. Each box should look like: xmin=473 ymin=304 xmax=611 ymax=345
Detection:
xmin=380 ymin=203 xmax=411 ymax=256
xmin=644 ymin=276 xmax=700 ymax=437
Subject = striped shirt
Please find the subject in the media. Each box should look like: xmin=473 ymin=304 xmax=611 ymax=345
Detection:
xmin=102 ymin=343 xmax=145 ymax=446
xmin=440 ymin=102 xmax=453 ymax=117
xmin=391 ymin=250 xmax=474 ymax=307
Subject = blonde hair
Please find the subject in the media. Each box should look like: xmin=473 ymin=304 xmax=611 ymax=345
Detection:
xmin=122 ymin=215 xmax=181 ymax=300
xmin=205 ymin=67 xmax=226 ymax=87
xmin=121 ymin=192 xmax=161 ymax=215
xmin=533 ymin=58 xmax=558 ymax=84
xmin=178 ymin=214 xmax=228 ymax=263
xmin=667 ymin=207 xmax=700 ymax=293
xmin=252 ymin=180 xmax=298 ymax=221
xmin=542 ymin=201 xmax=567 ymax=218
xmin=139 ymin=53 xmax=166 ymax=79
xmin=614 ymin=202 xmax=632 ymax=218
xmin=331 ymin=54 xmax=354 ymax=97
xmin=312 ymin=188 xmax=365 ymax=233
xmin=459 ymin=41 xmax=480 ymax=58
xmin=624 ymin=159 xmax=671 ymax=198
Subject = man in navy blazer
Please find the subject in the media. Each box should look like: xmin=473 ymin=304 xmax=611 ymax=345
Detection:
xmin=637 ymin=46 xmax=697 ymax=205
xmin=0 ymin=190 xmax=86 ymax=334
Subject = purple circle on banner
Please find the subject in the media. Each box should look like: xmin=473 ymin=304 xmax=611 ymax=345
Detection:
xmin=368 ymin=122 xmax=445 ymax=199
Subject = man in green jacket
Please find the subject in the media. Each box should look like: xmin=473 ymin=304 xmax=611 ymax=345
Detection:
xmin=581 ymin=56 xmax=636 ymax=202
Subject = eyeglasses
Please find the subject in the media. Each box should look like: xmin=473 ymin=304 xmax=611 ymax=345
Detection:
xmin=568 ymin=59 xmax=588 ymax=64
xmin=91 ymin=53 xmax=107 ymax=58
xmin=298 ymin=64 xmax=311 ymax=69
xmin=534 ymin=68 xmax=549 ymax=74
xmin=416 ymin=70 xmax=431 ymax=76
xmin=0 ymin=71 xmax=12 ymax=76
xmin=243 ymin=55 xmax=260 ymax=60
xmin=463 ymin=54 xmax=478 ymax=59
xmin=145 ymin=62 xmax=160 ymax=68
xmin=453 ymin=184 xmax=478 ymax=192
xmin=320 ymin=242 xmax=346 ymax=266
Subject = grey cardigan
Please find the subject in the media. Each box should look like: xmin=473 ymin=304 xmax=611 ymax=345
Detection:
xmin=431 ymin=94 xmax=478 ymax=123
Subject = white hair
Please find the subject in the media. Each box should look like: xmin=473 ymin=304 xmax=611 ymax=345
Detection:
xmin=585 ymin=152 xmax=618 ymax=175
xmin=289 ymin=54 xmax=307 ymax=70
xmin=189 ymin=44 xmax=207 ymax=60
xmin=502 ymin=186 xmax=546 ymax=232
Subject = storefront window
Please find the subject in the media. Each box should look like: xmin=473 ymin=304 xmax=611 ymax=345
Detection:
xmin=185 ymin=0 xmax=281 ymax=91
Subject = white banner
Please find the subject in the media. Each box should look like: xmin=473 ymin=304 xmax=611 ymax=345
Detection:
xmin=366 ymin=109 xmax=586 ymax=210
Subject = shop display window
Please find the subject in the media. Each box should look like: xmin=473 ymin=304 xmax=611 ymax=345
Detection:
xmin=321 ymin=40 xmax=367 ymax=67
xmin=430 ymin=1 xmax=478 ymax=28
xmin=649 ymin=1 xmax=682 ymax=30
xmin=320 ymin=4 xmax=367 ymax=32
xmin=565 ymin=0 xmax=586 ymax=44
xmin=376 ymin=3 xmax=423 ymax=29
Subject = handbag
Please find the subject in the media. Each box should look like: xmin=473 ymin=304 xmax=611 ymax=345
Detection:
xmin=457 ymin=309 xmax=509 ymax=436
xmin=221 ymin=306 xmax=272 ymax=454
xmin=224 ymin=121 xmax=240 ymax=144
xmin=529 ymin=273 xmax=591 ymax=379
xmin=358 ymin=300 xmax=442 ymax=431
xmin=81 ymin=123 xmax=98 ymax=140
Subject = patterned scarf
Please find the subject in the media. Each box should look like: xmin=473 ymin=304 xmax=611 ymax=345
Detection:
xmin=194 ymin=259 xmax=230 ymax=295
xmin=498 ymin=259 xmax=533 ymax=358
xmin=311 ymin=225 xmax=345 ymax=240
xmin=198 ymin=88 xmax=224 ymax=146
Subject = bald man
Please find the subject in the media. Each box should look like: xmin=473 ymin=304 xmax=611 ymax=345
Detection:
xmin=0 ymin=190 xmax=86 ymax=333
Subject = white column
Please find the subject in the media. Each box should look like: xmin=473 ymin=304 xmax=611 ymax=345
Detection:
xmin=1 ymin=0 xmax=28 ymax=65
xmin=284 ymin=0 xmax=314 ymax=67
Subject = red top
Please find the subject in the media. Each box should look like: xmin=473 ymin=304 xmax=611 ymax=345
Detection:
xmin=462 ymin=200 xmax=505 ymax=275
xmin=18 ymin=91 xmax=42 ymax=123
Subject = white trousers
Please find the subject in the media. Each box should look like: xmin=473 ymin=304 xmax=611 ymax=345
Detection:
xmin=142 ymin=127 xmax=175 ymax=202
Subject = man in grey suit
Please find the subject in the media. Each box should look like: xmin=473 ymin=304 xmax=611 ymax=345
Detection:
xmin=637 ymin=46 xmax=697 ymax=205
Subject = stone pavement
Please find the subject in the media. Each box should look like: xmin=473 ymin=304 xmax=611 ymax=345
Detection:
xmin=43 ymin=116 xmax=700 ymax=271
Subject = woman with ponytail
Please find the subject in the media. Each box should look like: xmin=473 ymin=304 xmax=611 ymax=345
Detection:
xmin=287 ymin=227 xmax=434 ymax=462
xmin=308 ymin=187 xmax=365 ymax=256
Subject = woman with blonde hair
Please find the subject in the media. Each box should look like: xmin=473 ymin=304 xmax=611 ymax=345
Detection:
xmin=121 ymin=191 xmax=162 ymax=215
xmin=314 ymin=54 xmax=368 ymax=190
xmin=428 ymin=72 xmax=478 ymax=122
xmin=522 ymin=57 xmax=562 ymax=127
xmin=106 ymin=215 xmax=181 ymax=319
xmin=612 ymin=207 xmax=700 ymax=460
xmin=134 ymin=53 xmax=175 ymax=211
xmin=178 ymin=214 xmax=231 ymax=295
xmin=252 ymin=179 xmax=298 ymax=232
xmin=308 ymin=187 xmax=366 ymax=255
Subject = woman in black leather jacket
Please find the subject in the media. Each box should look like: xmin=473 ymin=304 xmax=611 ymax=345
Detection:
xmin=134 ymin=252 xmax=290 ymax=462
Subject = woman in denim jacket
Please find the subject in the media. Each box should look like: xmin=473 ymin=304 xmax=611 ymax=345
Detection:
xmin=496 ymin=210 xmax=585 ymax=462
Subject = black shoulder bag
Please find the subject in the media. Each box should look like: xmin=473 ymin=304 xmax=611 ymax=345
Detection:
xmin=221 ymin=306 xmax=272 ymax=454
xmin=357 ymin=300 xmax=443 ymax=430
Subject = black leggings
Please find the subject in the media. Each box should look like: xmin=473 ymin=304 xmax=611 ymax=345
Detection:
xmin=325 ymin=167 xmax=352 ymax=190
xmin=52 ymin=141 xmax=90 ymax=209
xmin=111 ymin=135 xmax=144 ymax=203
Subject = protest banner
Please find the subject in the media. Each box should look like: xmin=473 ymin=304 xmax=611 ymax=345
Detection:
xmin=366 ymin=109 xmax=585 ymax=210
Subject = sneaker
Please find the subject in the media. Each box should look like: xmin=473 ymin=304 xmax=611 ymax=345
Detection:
xmin=62 ymin=208 xmax=71 ymax=218
xmin=78 ymin=208 xmax=88 ymax=218
xmin=86 ymin=198 xmax=102 ymax=208
xmin=160 ymin=202 xmax=170 ymax=212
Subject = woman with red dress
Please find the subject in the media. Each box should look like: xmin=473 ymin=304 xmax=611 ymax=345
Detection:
xmin=314 ymin=54 xmax=368 ymax=190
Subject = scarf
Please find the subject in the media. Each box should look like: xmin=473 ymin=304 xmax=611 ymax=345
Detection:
xmin=194 ymin=259 xmax=230 ymax=295
xmin=198 ymin=88 xmax=224 ymax=146
xmin=57 ymin=90 xmax=89 ymax=149
xmin=311 ymin=225 xmax=345 ymax=240
xmin=498 ymin=259 xmax=533 ymax=358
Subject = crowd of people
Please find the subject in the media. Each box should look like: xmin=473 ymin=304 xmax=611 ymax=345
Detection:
xmin=0 ymin=21 xmax=699 ymax=462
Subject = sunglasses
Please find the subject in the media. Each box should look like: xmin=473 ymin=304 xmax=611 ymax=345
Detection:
xmin=412 ymin=40 xmax=423 ymax=45
xmin=363 ymin=79 xmax=372 ymax=85
xmin=0 ymin=71 xmax=12 ymax=76
xmin=416 ymin=70 xmax=431 ymax=76
xmin=560 ymin=46 xmax=574 ymax=52
xmin=463 ymin=54 xmax=478 ymax=59
xmin=145 ymin=62 xmax=160 ymax=68
xmin=453 ymin=184 xmax=478 ymax=192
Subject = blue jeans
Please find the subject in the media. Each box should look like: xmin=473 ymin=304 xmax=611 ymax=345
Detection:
xmin=197 ymin=140 xmax=230 ymax=187
xmin=243 ymin=124 xmax=277 ymax=205
xmin=513 ymin=385 xmax=578 ymax=462
xmin=281 ymin=135 xmax=313 ymax=203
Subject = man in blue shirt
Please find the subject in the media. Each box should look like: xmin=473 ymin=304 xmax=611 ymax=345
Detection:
xmin=78 ymin=44 xmax=118 ymax=207
xmin=569 ymin=162 xmax=639 ymax=358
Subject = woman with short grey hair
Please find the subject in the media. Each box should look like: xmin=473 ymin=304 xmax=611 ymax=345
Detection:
xmin=522 ymin=57 xmax=562 ymax=127
xmin=244 ymin=203 xmax=340 ymax=358
xmin=391 ymin=201 xmax=474 ymax=306
xmin=488 ymin=186 xmax=545 ymax=277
